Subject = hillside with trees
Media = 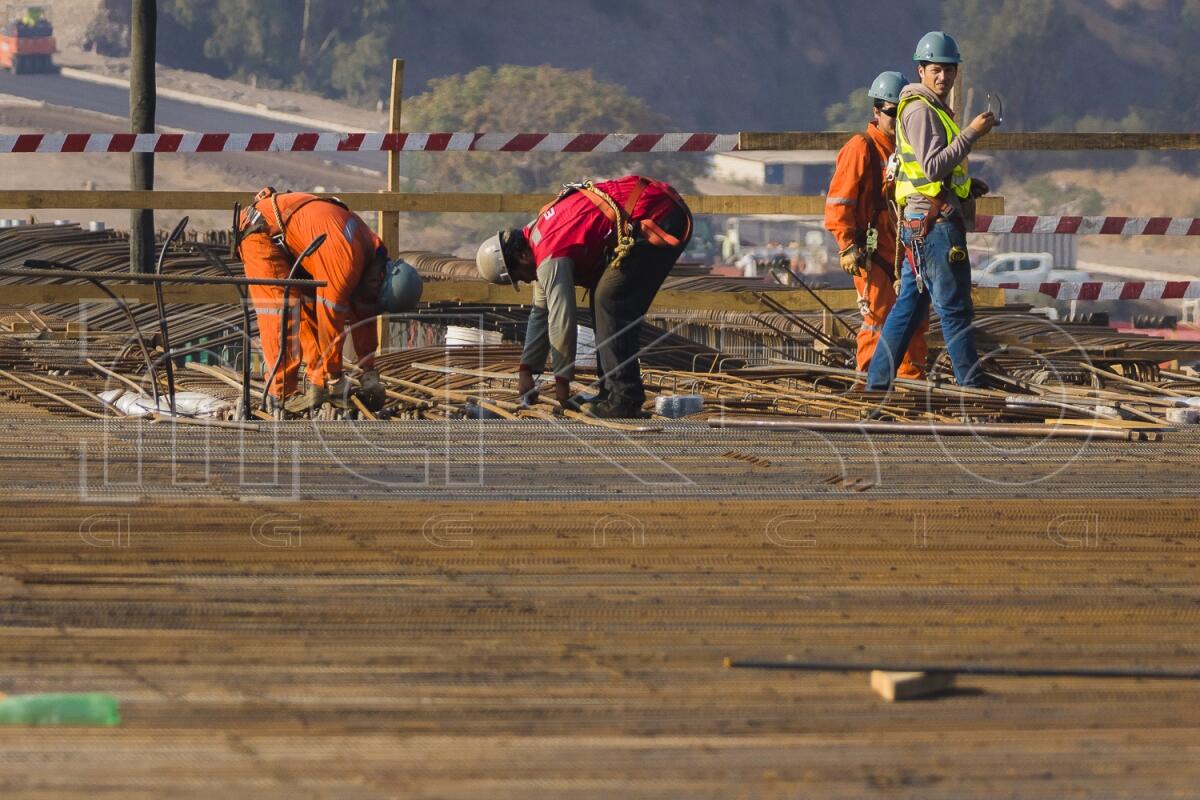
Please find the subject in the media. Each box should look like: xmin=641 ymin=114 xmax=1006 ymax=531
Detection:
xmin=86 ymin=0 xmax=1197 ymax=135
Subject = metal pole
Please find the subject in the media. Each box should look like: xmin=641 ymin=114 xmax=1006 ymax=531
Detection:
xmin=725 ymin=657 xmax=1200 ymax=681
xmin=129 ymin=0 xmax=156 ymax=273
xmin=707 ymin=417 xmax=1138 ymax=441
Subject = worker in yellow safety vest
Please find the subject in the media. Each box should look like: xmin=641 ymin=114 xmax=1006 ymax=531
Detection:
xmin=865 ymin=31 xmax=997 ymax=392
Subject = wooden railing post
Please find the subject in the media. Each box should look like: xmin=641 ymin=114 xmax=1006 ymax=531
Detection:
xmin=376 ymin=59 xmax=405 ymax=354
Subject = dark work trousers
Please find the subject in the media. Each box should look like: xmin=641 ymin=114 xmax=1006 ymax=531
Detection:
xmin=591 ymin=206 xmax=691 ymax=406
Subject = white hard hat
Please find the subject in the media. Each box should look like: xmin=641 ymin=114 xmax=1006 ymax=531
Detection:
xmin=476 ymin=232 xmax=510 ymax=285
xmin=476 ymin=230 xmax=524 ymax=290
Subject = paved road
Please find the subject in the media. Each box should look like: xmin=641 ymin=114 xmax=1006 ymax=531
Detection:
xmin=0 ymin=70 xmax=386 ymax=174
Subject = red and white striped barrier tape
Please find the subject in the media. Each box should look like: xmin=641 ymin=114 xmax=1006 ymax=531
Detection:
xmin=0 ymin=131 xmax=739 ymax=153
xmin=975 ymin=214 xmax=1200 ymax=235
xmin=990 ymin=281 xmax=1200 ymax=300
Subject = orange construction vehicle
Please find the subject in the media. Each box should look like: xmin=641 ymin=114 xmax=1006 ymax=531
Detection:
xmin=0 ymin=6 xmax=55 ymax=74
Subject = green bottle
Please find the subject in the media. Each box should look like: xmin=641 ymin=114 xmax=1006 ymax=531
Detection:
xmin=0 ymin=693 xmax=121 ymax=726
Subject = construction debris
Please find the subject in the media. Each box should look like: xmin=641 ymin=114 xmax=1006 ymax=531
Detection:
xmin=0 ymin=226 xmax=1196 ymax=435
xmin=871 ymin=670 xmax=956 ymax=702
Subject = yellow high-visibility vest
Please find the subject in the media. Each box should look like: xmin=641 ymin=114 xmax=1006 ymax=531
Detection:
xmin=895 ymin=94 xmax=972 ymax=207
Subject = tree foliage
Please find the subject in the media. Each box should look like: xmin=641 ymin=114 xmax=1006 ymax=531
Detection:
xmin=159 ymin=0 xmax=402 ymax=103
xmin=944 ymin=0 xmax=1075 ymax=130
xmin=398 ymin=65 xmax=707 ymax=245
xmin=823 ymin=89 xmax=873 ymax=131
xmin=402 ymin=65 xmax=705 ymax=194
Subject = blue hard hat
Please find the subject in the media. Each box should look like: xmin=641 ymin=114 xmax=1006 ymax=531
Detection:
xmin=377 ymin=258 xmax=423 ymax=313
xmin=867 ymin=71 xmax=907 ymax=104
xmin=913 ymin=31 xmax=962 ymax=64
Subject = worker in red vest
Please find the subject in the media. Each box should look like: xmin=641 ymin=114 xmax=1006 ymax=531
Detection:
xmin=239 ymin=188 xmax=422 ymax=413
xmin=476 ymin=175 xmax=691 ymax=419
xmin=825 ymin=71 xmax=927 ymax=379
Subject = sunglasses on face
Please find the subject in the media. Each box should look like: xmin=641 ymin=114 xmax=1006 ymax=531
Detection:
xmin=876 ymin=105 xmax=898 ymax=118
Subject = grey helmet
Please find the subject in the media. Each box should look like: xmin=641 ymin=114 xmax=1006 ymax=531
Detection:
xmin=376 ymin=258 xmax=423 ymax=313
xmin=913 ymin=31 xmax=962 ymax=64
xmin=867 ymin=71 xmax=907 ymax=105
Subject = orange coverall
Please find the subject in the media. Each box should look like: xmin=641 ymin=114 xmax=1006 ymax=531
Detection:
xmin=824 ymin=122 xmax=927 ymax=379
xmin=239 ymin=191 xmax=383 ymax=398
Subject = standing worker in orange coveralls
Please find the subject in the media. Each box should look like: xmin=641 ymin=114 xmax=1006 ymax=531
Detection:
xmin=239 ymin=188 xmax=422 ymax=413
xmin=825 ymin=71 xmax=928 ymax=379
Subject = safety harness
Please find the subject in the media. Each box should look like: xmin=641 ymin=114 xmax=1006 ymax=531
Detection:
xmin=240 ymin=187 xmax=352 ymax=264
xmin=857 ymin=134 xmax=898 ymax=277
xmin=853 ymin=134 xmax=903 ymax=319
xmin=538 ymin=177 xmax=691 ymax=273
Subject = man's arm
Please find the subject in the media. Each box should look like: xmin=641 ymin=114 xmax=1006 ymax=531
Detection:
xmin=824 ymin=136 xmax=869 ymax=252
xmin=903 ymin=103 xmax=978 ymax=182
xmin=520 ymin=284 xmax=551 ymax=375
xmin=537 ymin=257 xmax=578 ymax=386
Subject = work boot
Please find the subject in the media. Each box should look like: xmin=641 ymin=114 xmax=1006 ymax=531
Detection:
xmin=580 ymin=395 xmax=650 ymax=419
xmin=327 ymin=375 xmax=353 ymax=409
xmin=284 ymin=383 xmax=328 ymax=414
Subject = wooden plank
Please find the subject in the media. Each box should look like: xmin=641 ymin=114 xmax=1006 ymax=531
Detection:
xmin=871 ymin=670 xmax=956 ymax=702
xmin=418 ymin=281 xmax=1008 ymax=313
xmin=740 ymin=131 xmax=1200 ymax=151
xmin=0 ymin=190 xmax=1004 ymax=216
xmin=0 ymin=283 xmax=243 ymax=306
xmin=0 ymin=280 xmax=1008 ymax=311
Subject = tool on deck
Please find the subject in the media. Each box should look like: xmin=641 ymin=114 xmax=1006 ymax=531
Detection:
xmin=725 ymin=656 xmax=1200 ymax=680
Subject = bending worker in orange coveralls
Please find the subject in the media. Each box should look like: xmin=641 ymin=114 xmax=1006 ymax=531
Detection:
xmin=239 ymin=187 xmax=422 ymax=413
xmin=825 ymin=71 xmax=928 ymax=379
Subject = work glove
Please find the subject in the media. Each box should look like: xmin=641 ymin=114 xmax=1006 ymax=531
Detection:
xmin=517 ymin=369 xmax=537 ymax=406
xmin=968 ymin=178 xmax=990 ymax=199
xmin=355 ymin=369 xmax=387 ymax=412
xmin=838 ymin=244 xmax=865 ymax=278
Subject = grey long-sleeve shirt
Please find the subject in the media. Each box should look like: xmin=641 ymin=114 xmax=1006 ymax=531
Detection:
xmin=520 ymin=257 xmax=578 ymax=383
xmin=898 ymin=83 xmax=979 ymax=219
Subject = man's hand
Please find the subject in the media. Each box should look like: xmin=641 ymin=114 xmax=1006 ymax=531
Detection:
xmin=517 ymin=369 xmax=537 ymax=406
xmin=968 ymin=111 xmax=996 ymax=138
xmin=839 ymin=244 xmax=865 ymax=277
xmin=968 ymin=178 xmax=990 ymax=199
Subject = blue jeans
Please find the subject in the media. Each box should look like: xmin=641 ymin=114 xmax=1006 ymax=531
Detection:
xmin=865 ymin=217 xmax=982 ymax=390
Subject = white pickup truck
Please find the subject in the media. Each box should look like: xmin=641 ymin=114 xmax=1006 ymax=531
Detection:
xmin=975 ymin=252 xmax=1092 ymax=285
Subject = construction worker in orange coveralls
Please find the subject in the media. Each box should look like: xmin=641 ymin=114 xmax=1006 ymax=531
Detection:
xmin=238 ymin=188 xmax=421 ymax=414
xmin=825 ymin=71 xmax=928 ymax=379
